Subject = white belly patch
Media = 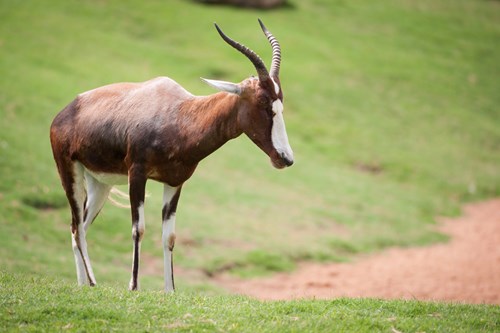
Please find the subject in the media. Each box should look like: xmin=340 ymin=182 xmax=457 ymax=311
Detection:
xmin=84 ymin=169 xmax=128 ymax=185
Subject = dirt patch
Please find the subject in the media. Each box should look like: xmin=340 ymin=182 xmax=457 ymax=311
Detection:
xmin=214 ymin=199 xmax=500 ymax=304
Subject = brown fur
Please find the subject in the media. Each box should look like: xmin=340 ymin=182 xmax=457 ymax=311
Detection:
xmin=50 ymin=63 xmax=288 ymax=293
xmin=50 ymin=76 xmax=286 ymax=187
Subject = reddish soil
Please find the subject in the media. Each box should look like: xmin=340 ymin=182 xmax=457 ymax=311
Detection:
xmin=214 ymin=199 xmax=500 ymax=304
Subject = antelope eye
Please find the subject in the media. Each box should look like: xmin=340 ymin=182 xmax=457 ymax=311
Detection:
xmin=264 ymin=104 xmax=275 ymax=117
xmin=258 ymin=96 xmax=268 ymax=106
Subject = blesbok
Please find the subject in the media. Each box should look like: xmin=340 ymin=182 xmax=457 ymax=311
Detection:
xmin=50 ymin=19 xmax=293 ymax=292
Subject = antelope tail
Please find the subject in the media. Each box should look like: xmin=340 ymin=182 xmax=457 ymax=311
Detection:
xmin=108 ymin=187 xmax=130 ymax=209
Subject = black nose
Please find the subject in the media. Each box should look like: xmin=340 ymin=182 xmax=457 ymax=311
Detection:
xmin=280 ymin=152 xmax=294 ymax=167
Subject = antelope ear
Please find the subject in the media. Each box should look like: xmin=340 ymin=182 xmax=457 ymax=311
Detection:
xmin=200 ymin=78 xmax=241 ymax=95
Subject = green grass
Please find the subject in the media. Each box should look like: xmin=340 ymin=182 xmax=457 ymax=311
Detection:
xmin=1 ymin=272 xmax=498 ymax=333
xmin=0 ymin=0 xmax=499 ymax=330
xmin=1 ymin=0 xmax=498 ymax=281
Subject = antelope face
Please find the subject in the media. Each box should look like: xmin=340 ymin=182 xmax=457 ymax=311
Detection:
xmin=204 ymin=19 xmax=294 ymax=169
xmin=239 ymin=77 xmax=294 ymax=169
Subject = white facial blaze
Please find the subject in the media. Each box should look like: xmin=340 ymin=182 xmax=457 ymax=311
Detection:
xmin=271 ymin=99 xmax=293 ymax=161
xmin=272 ymin=79 xmax=280 ymax=95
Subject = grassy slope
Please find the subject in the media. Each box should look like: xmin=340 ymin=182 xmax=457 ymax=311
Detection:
xmin=0 ymin=0 xmax=498 ymax=291
xmin=1 ymin=272 xmax=498 ymax=333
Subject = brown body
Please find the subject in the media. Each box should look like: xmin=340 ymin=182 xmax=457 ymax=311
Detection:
xmin=51 ymin=77 xmax=245 ymax=187
xmin=50 ymin=20 xmax=293 ymax=291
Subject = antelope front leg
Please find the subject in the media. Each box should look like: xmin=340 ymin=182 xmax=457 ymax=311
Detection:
xmin=162 ymin=184 xmax=182 ymax=292
xmin=128 ymin=167 xmax=147 ymax=291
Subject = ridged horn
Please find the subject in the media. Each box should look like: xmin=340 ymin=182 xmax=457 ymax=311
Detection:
xmin=258 ymin=19 xmax=281 ymax=79
xmin=214 ymin=23 xmax=270 ymax=83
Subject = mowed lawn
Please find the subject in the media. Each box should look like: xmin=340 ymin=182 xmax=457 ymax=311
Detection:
xmin=0 ymin=0 xmax=499 ymax=331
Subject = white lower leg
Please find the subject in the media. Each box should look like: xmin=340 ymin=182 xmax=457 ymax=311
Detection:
xmin=162 ymin=185 xmax=180 ymax=293
xmin=73 ymin=225 xmax=97 ymax=286
xmin=72 ymin=234 xmax=88 ymax=285
xmin=71 ymin=162 xmax=96 ymax=286
xmin=162 ymin=216 xmax=176 ymax=292
xmin=128 ymin=239 xmax=142 ymax=291
xmin=129 ymin=203 xmax=145 ymax=291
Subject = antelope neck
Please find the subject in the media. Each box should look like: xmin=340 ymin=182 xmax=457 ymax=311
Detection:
xmin=179 ymin=92 xmax=243 ymax=160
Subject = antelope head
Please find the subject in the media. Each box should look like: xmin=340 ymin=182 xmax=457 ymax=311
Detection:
xmin=202 ymin=19 xmax=294 ymax=169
